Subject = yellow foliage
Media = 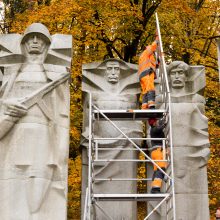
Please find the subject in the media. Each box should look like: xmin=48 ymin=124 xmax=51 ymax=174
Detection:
xmin=7 ymin=0 xmax=220 ymax=218
xmin=68 ymin=156 xmax=82 ymax=219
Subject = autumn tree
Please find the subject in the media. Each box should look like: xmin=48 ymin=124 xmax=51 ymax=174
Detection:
xmin=7 ymin=0 xmax=220 ymax=218
xmin=158 ymin=1 xmax=220 ymax=217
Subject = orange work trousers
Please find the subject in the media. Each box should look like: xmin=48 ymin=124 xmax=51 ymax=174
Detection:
xmin=140 ymin=73 xmax=155 ymax=109
xmin=151 ymin=147 xmax=167 ymax=188
xmin=140 ymin=73 xmax=155 ymax=95
xmin=151 ymin=147 xmax=167 ymax=171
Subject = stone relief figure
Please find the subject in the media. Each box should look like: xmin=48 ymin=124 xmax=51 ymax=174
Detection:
xmin=0 ymin=23 xmax=71 ymax=220
xmin=81 ymin=58 xmax=142 ymax=220
xmin=168 ymin=61 xmax=210 ymax=220
xmin=148 ymin=61 xmax=210 ymax=220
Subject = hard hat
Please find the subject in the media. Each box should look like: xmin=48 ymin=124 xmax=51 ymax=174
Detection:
xmin=148 ymin=118 xmax=157 ymax=126
xmin=21 ymin=23 xmax=51 ymax=44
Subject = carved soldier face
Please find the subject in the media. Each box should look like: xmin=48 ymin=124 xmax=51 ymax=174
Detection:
xmin=105 ymin=61 xmax=120 ymax=84
xmin=169 ymin=68 xmax=187 ymax=89
xmin=24 ymin=34 xmax=47 ymax=54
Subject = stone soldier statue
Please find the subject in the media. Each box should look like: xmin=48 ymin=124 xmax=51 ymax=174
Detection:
xmin=81 ymin=58 xmax=142 ymax=220
xmin=0 ymin=23 xmax=72 ymax=220
xmin=167 ymin=61 xmax=210 ymax=220
xmin=147 ymin=61 xmax=210 ymax=220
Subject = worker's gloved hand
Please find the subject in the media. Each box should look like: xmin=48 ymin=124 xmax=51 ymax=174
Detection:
xmin=158 ymin=118 xmax=166 ymax=126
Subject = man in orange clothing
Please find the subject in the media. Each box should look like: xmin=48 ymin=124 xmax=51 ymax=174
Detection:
xmin=138 ymin=36 xmax=159 ymax=109
xmin=148 ymin=118 xmax=167 ymax=193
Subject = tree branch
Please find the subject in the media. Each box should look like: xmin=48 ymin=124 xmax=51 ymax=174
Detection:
xmin=195 ymin=0 xmax=205 ymax=11
xmin=191 ymin=47 xmax=218 ymax=61
xmin=112 ymin=37 xmax=127 ymax=45
xmin=203 ymin=64 xmax=218 ymax=71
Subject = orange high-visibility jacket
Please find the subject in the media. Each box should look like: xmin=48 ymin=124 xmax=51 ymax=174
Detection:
xmin=138 ymin=40 xmax=158 ymax=80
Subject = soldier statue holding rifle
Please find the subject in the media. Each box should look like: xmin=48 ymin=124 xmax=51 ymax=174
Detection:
xmin=0 ymin=23 xmax=71 ymax=220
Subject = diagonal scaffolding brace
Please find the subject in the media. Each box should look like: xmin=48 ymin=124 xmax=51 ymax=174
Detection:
xmin=93 ymin=104 xmax=171 ymax=180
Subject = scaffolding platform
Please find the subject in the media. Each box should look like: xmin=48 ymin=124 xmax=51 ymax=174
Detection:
xmin=93 ymin=193 xmax=170 ymax=202
xmin=93 ymin=109 xmax=166 ymax=120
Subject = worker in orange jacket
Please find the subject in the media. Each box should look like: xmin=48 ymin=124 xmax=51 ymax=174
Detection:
xmin=138 ymin=36 xmax=159 ymax=109
xmin=148 ymin=118 xmax=167 ymax=193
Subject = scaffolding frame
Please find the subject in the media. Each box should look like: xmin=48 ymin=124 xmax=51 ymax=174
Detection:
xmin=83 ymin=13 xmax=176 ymax=220
xmin=83 ymin=95 xmax=175 ymax=220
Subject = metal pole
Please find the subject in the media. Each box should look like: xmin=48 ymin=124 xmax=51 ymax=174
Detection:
xmin=95 ymin=141 xmax=98 ymax=160
xmin=155 ymin=12 xmax=176 ymax=220
xmin=83 ymin=188 xmax=89 ymax=220
xmin=94 ymin=159 xmax=168 ymax=162
xmin=87 ymin=92 xmax=92 ymax=220
xmin=94 ymin=203 xmax=114 ymax=220
xmin=94 ymin=178 xmax=152 ymax=181
xmin=144 ymin=195 xmax=170 ymax=220
xmin=94 ymin=137 xmax=166 ymax=140
xmin=167 ymin=94 xmax=176 ymax=220
xmin=155 ymin=12 xmax=170 ymax=94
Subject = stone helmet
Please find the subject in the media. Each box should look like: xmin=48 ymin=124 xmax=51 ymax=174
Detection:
xmin=21 ymin=23 xmax=51 ymax=44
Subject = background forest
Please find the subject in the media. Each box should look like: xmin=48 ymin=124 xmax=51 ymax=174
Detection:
xmin=1 ymin=0 xmax=219 ymax=219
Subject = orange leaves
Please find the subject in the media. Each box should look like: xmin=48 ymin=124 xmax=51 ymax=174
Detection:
xmin=8 ymin=0 xmax=220 ymax=217
xmin=158 ymin=0 xmax=220 ymax=65
xmin=68 ymin=156 xmax=82 ymax=219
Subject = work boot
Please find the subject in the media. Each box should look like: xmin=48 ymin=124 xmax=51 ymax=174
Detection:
xmin=147 ymin=91 xmax=155 ymax=108
xmin=141 ymin=103 xmax=148 ymax=109
xmin=150 ymin=187 xmax=161 ymax=194
xmin=149 ymin=105 xmax=155 ymax=109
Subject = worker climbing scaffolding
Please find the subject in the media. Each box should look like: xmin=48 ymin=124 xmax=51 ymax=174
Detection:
xmin=148 ymin=118 xmax=167 ymax=193
xmin=138 ymin=34 xmax=159 ymax=109
xmin=137 ymin=12 xmax=171 ymax=196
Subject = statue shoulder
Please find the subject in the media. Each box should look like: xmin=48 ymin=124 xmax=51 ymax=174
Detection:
xmin=1 ymin=64 xmax=21 ymax=84
xmin=4 ymin=64 xmax=21 ymax=75
xmin=192 ymin=94 xmax=205 ymax=104
xmin=0 ymin=64 xmax=21 ymax=98
xmin=43 ymin=64 xmax=69 ymax=80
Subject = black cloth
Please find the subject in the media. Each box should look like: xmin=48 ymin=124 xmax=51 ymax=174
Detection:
xmin=150 ymin=119 xmax=166 ymax=147
xmin=152 ymin=168 xmax=166 ymax=180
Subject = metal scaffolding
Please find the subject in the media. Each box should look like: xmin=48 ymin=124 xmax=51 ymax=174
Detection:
xmin=83 ymin=100 xmax=175 ymax=219
xmin=83 ymin=13 xmax=176 ymax=220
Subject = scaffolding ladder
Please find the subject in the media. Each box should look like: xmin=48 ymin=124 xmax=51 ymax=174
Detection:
xmin=83 ymin=13 xmax=176 ymax=220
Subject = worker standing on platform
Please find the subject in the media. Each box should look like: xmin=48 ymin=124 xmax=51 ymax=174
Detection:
xmin=148 ymin=118 xmax=167 ymax=193
xmin=138 ymin=35 xmax=159 ymax=109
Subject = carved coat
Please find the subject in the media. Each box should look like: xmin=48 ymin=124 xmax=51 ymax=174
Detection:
xmin=0 ymin=64 xmax=70 ymax=219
